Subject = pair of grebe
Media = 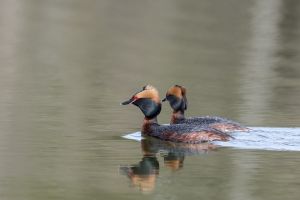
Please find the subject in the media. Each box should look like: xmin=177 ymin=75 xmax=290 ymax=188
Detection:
xmin=122 ymin=85 xmax=248 ymax=143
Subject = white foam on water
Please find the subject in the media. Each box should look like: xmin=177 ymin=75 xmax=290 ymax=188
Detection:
xmin=123 ymin=131 xmax=144 ymax=141
xmin=122 ymin=127 xmax=300 ymax=151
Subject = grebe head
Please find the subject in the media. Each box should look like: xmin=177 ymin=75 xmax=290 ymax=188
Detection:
xmin=162 ymin=85 xmax=187 ymax=112
xmin=121 ymin=85 xmax=161 ymax=119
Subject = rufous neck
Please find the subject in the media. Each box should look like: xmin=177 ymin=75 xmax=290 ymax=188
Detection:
xmin=142 ymin=117 xmax=158 ymax=133
xmin=171 ymin=110 xmax=185 ymax=123
xmin=143 ymin=117 xmax=158 ymax=125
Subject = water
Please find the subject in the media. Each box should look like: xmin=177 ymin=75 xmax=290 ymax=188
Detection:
xmin=124 ymin=127 xmax=300 ymax=151
xmin=0 ymin=0 xmax=300 ymax=200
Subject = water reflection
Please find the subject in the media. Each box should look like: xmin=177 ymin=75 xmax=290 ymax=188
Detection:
xmin=1 ymin=0 xmax=300 ymax=199
xmin=120 ymin=138 xmax=216 ymax=192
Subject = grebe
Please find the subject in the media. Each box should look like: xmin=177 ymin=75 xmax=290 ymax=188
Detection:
xmin=162 ymin=85 xmax=249 ymax=132
xmin=121 ymin=85 xmax=232 ymax=143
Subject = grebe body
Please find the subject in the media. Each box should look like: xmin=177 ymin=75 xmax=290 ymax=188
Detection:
xmin=122 ymin=85 xmax=232 ymax=143
xmin=163 ymin=85 xmax=249 ymax=133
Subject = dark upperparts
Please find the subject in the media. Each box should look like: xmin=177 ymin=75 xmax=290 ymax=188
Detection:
xmin=121 ymin=85 xmax=233 ymax=143
xmin=142 ymin=123 xmax=232 ymax=143
xmin=162 ymin=85 xmax=249 ymax=132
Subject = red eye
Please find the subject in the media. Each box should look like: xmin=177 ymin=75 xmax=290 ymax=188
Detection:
xmin=132 ymin=96 xmax=139 ymax=101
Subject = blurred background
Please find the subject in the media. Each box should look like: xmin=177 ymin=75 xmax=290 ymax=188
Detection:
xmin=0 ymin=0 xmax=300 ymax=200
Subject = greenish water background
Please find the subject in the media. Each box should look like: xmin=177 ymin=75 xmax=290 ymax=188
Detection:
xmin=0 ymin=0 xmax=300 ymax=199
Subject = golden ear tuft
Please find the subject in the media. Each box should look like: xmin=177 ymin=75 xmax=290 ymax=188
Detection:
xmin=143 ymin=85 xmax=155 ymax=90
xmin=136 ymin=85 xmax=160 ymax=103
xmin=180 ymin=86 xmax=186 ymax=96
xmin=166 ymin=85 xmax=183 ymax=98
xmin=174 ymin=85 xmax=186 ymax=96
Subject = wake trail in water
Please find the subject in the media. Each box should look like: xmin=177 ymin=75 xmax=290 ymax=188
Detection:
xmin=123 ymin=127 xmax=300 ymax=151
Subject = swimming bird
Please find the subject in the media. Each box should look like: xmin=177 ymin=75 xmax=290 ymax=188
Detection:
xmin=162 ymin=85 xmax=249 ymax=132
xmin=121 ymin=85 xmax=232 ymax=143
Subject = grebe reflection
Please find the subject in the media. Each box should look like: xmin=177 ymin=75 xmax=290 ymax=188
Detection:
xmin=119 ymin=137 xmax=216 ymax=192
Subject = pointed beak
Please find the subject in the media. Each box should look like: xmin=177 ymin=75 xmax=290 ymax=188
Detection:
xmin=121 ymin=96 xmax=137 ymax=105
xmin=162 ymin=97 xmax=167 ymax=102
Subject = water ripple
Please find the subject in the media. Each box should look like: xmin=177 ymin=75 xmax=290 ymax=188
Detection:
xmin=123 ymin=127 xmax=300 ymax=151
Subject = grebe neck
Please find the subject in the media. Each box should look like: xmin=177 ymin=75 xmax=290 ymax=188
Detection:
xmin=142 ymin=117 xmax=158 ymax=133
xmin=171 ymin=110 xmax=185 ymax=123
xmin=143 ymin=117 xmax=158 ymax=125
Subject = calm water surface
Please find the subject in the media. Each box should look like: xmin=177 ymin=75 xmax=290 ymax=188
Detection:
xmin=0 ymin=0 xmax=300 ymax=200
